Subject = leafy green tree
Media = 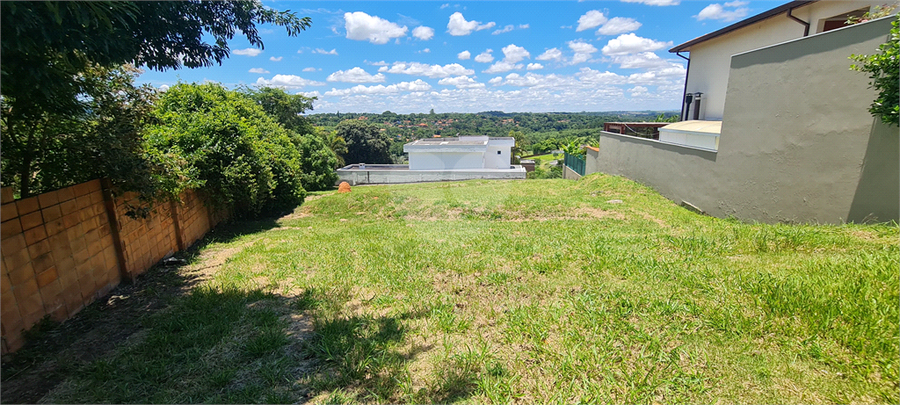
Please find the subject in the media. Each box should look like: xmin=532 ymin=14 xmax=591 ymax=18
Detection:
xmin=509 ymin=130 xmax=529 ymax=163
xmin=1 ymin=1 xmax=309 ymax=116
xmin=850 ymin=13 xmax=899 ymax=127
xmin=243 ymin=86 xmax=316 ymax=135
xmin=337 ymin=120 xmax=393 ymax=164
xmin=313 ymin=128 xmax=348 ymax=168
xmin=562 ymin=139 xmax=588 ymax=158
xmin=1 ymin=1 xmax=311 ymax=197
xmin=294 ymin=135 xmax=338 ymax=190
xmin=145 ymin=83 xmax=306 ymax=217
xmin=1 ymin=65 xmax=160 ymax=197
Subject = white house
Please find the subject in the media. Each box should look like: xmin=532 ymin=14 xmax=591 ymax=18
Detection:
xmin=656 ymin=0 xmax=889 ymax=151
xmin=577 ymin=1 xmax=897 ymax=224
xmin=404 ymin=136 xmax=515 ymax=170
xmin=336 ymin=136 xmax=525 ymax=185
xmin=671 ymin=0 xmax=886 ymax=123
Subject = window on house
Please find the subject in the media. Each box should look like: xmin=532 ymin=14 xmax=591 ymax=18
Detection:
xmin=818 ymin=7 xmax=869 ymax=33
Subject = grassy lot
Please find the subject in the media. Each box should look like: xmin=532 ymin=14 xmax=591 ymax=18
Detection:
xmin=524 ymin=153 xmax=562 ymax=170
xmin=16 ymin=174 xmax=898 ymax=403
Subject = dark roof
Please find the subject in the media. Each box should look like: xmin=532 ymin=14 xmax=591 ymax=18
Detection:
xmin=669 ymin=1 xmax=816 ymax=53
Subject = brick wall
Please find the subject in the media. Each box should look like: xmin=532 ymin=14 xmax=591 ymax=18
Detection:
xmin=0 ymin=181 xmax=227 ymax=354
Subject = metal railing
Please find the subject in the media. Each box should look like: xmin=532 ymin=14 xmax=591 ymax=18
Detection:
xmin=563 ymin=152 xmax=585 ymax=176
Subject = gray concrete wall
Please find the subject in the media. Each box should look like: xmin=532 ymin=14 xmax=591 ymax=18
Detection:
xmin=588 ymin=17 xmax=898 ymax=224
xmin=563 ymin=166 xmax=582 ymax=180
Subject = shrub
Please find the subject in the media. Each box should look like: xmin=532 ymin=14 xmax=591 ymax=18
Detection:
xmin=146 ymin=83 xmax=306 ymax=217
xmin=850 ymin=13 xmax=899 ymax=127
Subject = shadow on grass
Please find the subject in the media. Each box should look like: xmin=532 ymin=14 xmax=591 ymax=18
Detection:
xmin=299 ymin=295 xmax=495 ymax=403
xmin=298 ymin=297 xmax=460 ymax=403
xmin=0 ymin=213 xmax=286 ymax=404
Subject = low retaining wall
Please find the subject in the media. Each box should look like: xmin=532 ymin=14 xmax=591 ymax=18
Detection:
xmin=336 ymin=164 xmax=526 ymax=185
xmin=1 ymin=180 xmax=228 ymax=354
xmin=563 ymin=166 xmax=582 ymax=180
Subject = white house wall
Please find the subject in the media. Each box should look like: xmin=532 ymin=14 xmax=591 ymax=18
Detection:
xmin=408 ymin=152 xmax=484 ymax=170
xmin=591 ymin=17 xmax=898 ymax=224
xmin=484 ymin=145 xmax=511 ymax=169
xmin=685 ymin=1 xmax=883 ymax=120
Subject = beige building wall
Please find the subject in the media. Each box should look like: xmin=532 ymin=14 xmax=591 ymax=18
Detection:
xmin=590 ymin=16 xmax=898 ymax=224
xmin=684 ymin=1 xmax=884 ymax=120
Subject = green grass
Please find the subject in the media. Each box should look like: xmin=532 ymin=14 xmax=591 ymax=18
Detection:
xmin=38 ymin=174 xmax=898 ymax=403
xmin=524 ymin=153 xmax=562 ymax=170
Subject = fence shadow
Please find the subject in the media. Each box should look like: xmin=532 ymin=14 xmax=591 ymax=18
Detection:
xmin=0 ymin=212 xmax=284 ymax=403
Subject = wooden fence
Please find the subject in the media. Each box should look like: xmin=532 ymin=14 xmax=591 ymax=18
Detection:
xmin=0 ymin=180 xmax=228 ymax=354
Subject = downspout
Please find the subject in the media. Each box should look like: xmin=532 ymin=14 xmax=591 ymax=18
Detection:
xmin=676 ymin=51 xmax=691 ymax=121
xmin=787 ymin=6 xmax=810 ymax=36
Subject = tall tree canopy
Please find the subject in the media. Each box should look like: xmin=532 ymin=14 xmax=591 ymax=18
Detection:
xmin=336 ymin=121 xmax=393 ymax=165
xmin=1 ymin=65 xmax=159 ymax=198
xmin=1 ymin=1 xmax=310 ymax=116
xmin=243 ymin=86 xmax=317 ymax=135
xmin=0 ymin=1 xmax=311 ymax=197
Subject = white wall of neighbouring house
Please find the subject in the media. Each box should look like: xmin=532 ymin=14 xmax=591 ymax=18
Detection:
xmin=484 ymin=145 xmax=511 ymax=169
xmin=683 ymin=1 xmax=884 ymax=121
xmin=592 ymin=17 xmax=898 ymax=224
xmin=408 ymin=151 xmax=485 ymax=170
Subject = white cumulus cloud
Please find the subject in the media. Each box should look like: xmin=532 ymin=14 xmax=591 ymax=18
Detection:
xmin=474 ymin=49 xmax=495 ymax=63
xmin=269 ymin=56 xmax=283 ymax=62
xmin=602 ymin=33 xmax=672 ymax=55
xmin=344 ymin=11 xmax=408 ymax=44
xmin=249 ymin=68 xmax=270 ymax=74
xmin=629 ymin=85 xmax=650 ymax=97
xmin=447 ymin=12 xmax=496 ymax=36
xmin=492 ymin=24 xmax=529 ymax=35
xmin=313 ymin=48 xmax=339 ymax=55
xmin=458 ymin=50 xmax=471 ymax=60
xmin=438 ymin=76 xmax=485 ymax=89
xmin=526 ymin=63 xmax=544 ymax=70
xmin=325 ymin=79 xmax=431 ymax=96
xmin=484 ymin=61 xmax=523 ymax=74
xmin=501 ymin=44 xmax=530 ymax=63
xmin=233 ymin=48 xmax=262 ymax=57
xmin=536 ymin=48 xmax=564 ymax=61
xmin=609 ymin=52 xmax=670 ymax=69
xmin=378 ymin=62 xmax=475 ymax=78
xmin=621 ymin=0 xmax=680 ymax=5
xmin=493 ymin=25 xmax=515 ymax=35
xmin=695 ymin=2 xmax=750 ymax=22
xmin=597 ymin=17 xmax=642 ymax=36
xmin=568 ymin=40 xmax=598 ymax=65
xmin=412 ymin=26 xmax=435 ymax=40
xmin=327 ymin=67 xmax=386 ymax=83
xmin=256 ymin=74 xmax=325 ymax=89
xmin=302 ymin=67 xmax=317 ymax=72
xmin=576 ymin=10 xmax=608 ymax=32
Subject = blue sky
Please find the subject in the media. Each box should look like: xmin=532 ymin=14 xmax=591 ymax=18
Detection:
xmin=138 ymin=0 xmax=777 ymax=114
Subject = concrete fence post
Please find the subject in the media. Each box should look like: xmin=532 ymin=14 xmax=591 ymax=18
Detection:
xmin=169 ymin=200 xmax=185 ymax=251
xmin=99 ymin=179 xmax=131 ymax=282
